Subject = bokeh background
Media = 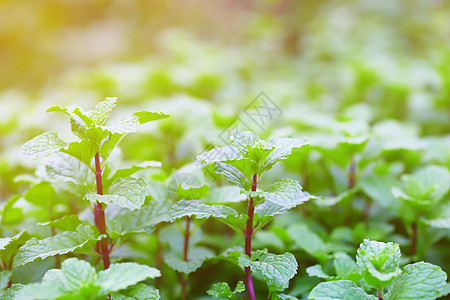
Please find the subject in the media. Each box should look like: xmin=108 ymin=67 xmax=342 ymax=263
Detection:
xmin=1 ymin=1 xmax=450 ymax=298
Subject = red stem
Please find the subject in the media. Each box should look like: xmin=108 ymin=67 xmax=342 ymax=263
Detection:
xmin=348 ymin=158 xmax=356 ymax=189
xmin=181 ymin=217 xmax=191 ymax=300
xmin=245 ymin=174 xmax=258 ymax=300
xmin=94 ymin=152 xmax=110 ymax=270
xmin=378 ymin=290 xmax=383 ymax=300
xmin=411 ymin=222 xmax=418 ymax=257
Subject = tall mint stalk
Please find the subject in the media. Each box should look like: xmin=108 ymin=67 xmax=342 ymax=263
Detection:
xmin=20 ymin=98 xmax=168 ymax=270
xmin=244 ymin=174 xmax=258 ymax=300
xmin=195 ymin=130 xmax=315 ymax=299
xmin=93 ymin=152 xmax=110 ymax=269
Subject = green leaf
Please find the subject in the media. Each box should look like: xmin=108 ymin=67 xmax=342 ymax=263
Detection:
xmin=164 ymin=247 xmax=215 ymax=274
xmin=110 ymin=161 xmax=162 ymax=182
xmin=0 ymin=284 xmax=23 ymax=300
xmin=333 ymin=252 xmax=361 ymax=282
xmin=91 ymin=97 xmax=117 ymax=126
xmin=306 ymin=265 xmax=332 ymax=279
xmin=60 ymin=140 xmax=97 ymax=171
xmin=360 ymin=176 xmax=401 ymax=211
xmin=213 ymin=162 xmax=250 ymax=190
xmin=203 ymin=185 xmax=247 ymax=204
xmin=0 ymin=270 xmax=12 ymax=290
xmin=0 ymin=231 xmax=30 ymax=268
xmin=110 ymin=201 xmax=171 ymax=237
xmin=168 ymin=200 xmax=238 ymax=222
xmin=110 ymin=283 xmax=160 ymax=300
xmin=423 ymin=218 xmax=450 ymax=229
xmin=272 ymin=294 xmax=299 ymax=300
xmin=287 ymin=224 xmax=328 ymax=261
xmin=196 ymin=145 xmax=241 ymax=165
xmin=43 ymin=153 xmax=95 ymax=195
xmin=109 ymin=201 xmax=171 ymax=239
xmin=133 ymin=111 xmax=169 ymax=124
xmin=308 ymin=280 xmax=377 ymax=300
xmin=262 ymin=137 xmax=308 ymax=171
xmin=256 ymin=192 xmax=316 ymax=217
xmin=23 ymin=181 xmax=57 ymax=209
xmin=356 ymin=239 xmax=401 ymax=290
xmin=98 ymin=263 xmax=161 ymax=293
xmin=229 ymin=130 xmax=262 ymax=155
xmin=238 ymin=252 xmax=298 ymax=290
xmin=250 ymin=179 xmax=309 ymax=208
xmin=21 ymin=132 xmax=67 ymax=159
xmin=385 ymin=262 xmax=447 ymax=300
xmin=13 ymin=225 xmax=100 ymax=267
xmin=38 ymin=215 xmax=84 ymax=232
xmin=17 ymin=258 xmax=160 ymax=299
xmin=207 ymin=281 xmax=245 ymax=299
xmin=17 ymin=258 xmax=100 ymax=300
xmin=395 ymin=166 xmax=450 ymax=211
xmin=85 ymin=177 xmax=150 ymax=210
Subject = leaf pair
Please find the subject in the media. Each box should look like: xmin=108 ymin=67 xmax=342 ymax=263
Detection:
xmin=17 ymin=258 xmax=160 ymax=299
xmin=308 ymin=239 xmax=447 ymax=300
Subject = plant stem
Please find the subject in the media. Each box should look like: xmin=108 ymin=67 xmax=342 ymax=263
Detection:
xmin=411 ymin=222 xmax=418 ymax=257
xmin=94 ymin=152 xmax=110 ymax=270
xmin=348 ymin=158 xmax=356 ymax=189
xmin=181 ymin=216 xmax=191 ymax=300
xmin=245 ymin=174 xmax=258 ymax=300
xmin=378 ymin=289 xmax=383 ymax=300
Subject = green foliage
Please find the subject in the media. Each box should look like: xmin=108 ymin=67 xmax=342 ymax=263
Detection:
xmin=309 ymin=240 xmax=447 ymax=299
xmin=16 ymin=258 xmax=160 ymax=300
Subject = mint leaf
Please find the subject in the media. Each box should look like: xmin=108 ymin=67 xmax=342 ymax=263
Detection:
xmin=169 ymin=200 xmax=238 ymax=222
xmin=98 ymin=262 xmax=161 ymax=293
xmin=423 ymin=218 xmax=450 ymax=229
xmin=287 ymin=224 xmax=328 ymax=261
xmin=249 ymin=179 xmax=306 ymax=208
xmin=333 ymin=252 xmax=361 ymax=282
xmin=230 ymin=131 xmax=262 ymax=156
xmin=109 ymin=201 xmax=171 ymax=237
xmin=356 ymin=239 xmax=401 ymax=290
xmin=308 ymin=280 xmax=377 ymax=300
xmin=306 ymin=265 xmax=332 ymax=279
xmin=262 ymin=137 xmax=308 ymax=171
xmin=91 ymin=97 xmax=117 ymax=126
xmin=21 ymin=132 xmax=67 ymax=159
xmin=38 ymin=215 xmax=84 ymax=232
xmin=238 ymin=252 xmax=298 ymax=290
xmin=0 ymin=231 xmax=30 ymax=268
xmin=255 ymin=192 xmax=317 ymax=217
xmin=110 ymin=283 xmax=160 ymax=300
xmin=207 ymin=281 xmax=245 ymax=299
xmin=110 ymin=161 xmax=162 ymax=182
xmin=133 ymin=111 xmax=169 ymax=124
xmin=85 ymin=177 xmax=150 ymax=210
xmin=13 ymin=225 xmax=100 ymax=267
xmin=17 ymin=258 xmax=100 ymax=299
xmin=385 ymin=262 xmax=447 ymax=300
xmin=0 ymin=270 xmax=12 ymax=290
xmin=43 ymin=153 xmax=95 ymax=195
xmin=60 ymin=139 xmax=97 ymax=171
xmin=213 ymin=162 xmax=250 ymax=190
xmin=196 ymin=145 xmax=241 ymax=165
xmin=165 ymin=247 xmax=215 ymax=274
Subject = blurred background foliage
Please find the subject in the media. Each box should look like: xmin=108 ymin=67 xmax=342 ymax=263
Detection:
xmin=1 ymin=0 xmax=450 ymax=298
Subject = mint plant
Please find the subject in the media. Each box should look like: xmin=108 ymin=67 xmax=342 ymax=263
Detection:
xmin=308 ymin=239 xmax=447 ymax=300
xmin=18 ymin=98 xmax=167 ymax=274
xmin=388 ymin=165 xmax=450 ymax=258
xmin=195 ymin=130 xmax=317 ymax=299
